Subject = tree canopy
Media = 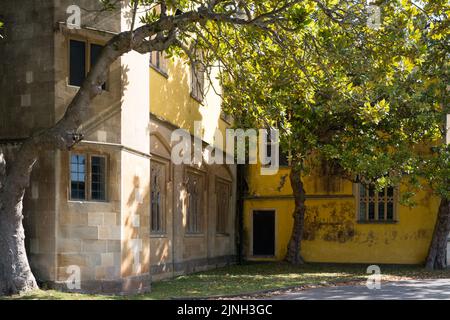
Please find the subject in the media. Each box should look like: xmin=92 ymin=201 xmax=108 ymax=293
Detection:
xmin=208 ymin=0 xmax=449 ymax=263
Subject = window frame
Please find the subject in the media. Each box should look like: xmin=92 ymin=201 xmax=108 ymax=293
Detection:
xmin=89 ymin=154 xmax=108 ymax=202
xmin=189 ymin=55 xmax=205 ymax=103
xmin=356 ymin=183 xmax=398 ymax=223
xmin=69 ymin=152 xmax=108 ymax=203
xmin=150 ymin=51 xmax=169 ymax=78
xmin=220 ymin=110 xmax=233 ymax=125
xmin=150 ymin=159 xmax=167 ymax=235
xmin=215 ymin=178 xmax=232 ymax=236
xmin=185 ymin=169 xmax=205 ymax=235
xmin=68 ymin=37 xmax=109 ymax=90
xmin=69 ymin=153 xmax=87 ymax=201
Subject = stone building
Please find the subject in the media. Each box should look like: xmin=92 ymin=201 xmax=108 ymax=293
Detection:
xmin=0 ymin=0 xmax=236 ymax=294
xmin=1 ymin=0 xmax=448 ymax=297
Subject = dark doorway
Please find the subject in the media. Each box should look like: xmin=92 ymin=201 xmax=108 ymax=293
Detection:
xmin=252 ymin=210 xmax=275 ymax=256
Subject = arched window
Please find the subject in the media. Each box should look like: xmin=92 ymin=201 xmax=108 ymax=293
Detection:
xmin=186 ymin=172 xmax=203 ymax=233
xmin=151 ymin=163 xmax=165 ymax=233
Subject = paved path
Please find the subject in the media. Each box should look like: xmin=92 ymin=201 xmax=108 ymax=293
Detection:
xmin=271 ymin=279 xmax=450 ymax=300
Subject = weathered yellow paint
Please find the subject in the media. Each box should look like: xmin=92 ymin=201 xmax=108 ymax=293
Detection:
xmin=244 ymin=163 xmax=440 ymax=265
xmin=149 ymin=58 xmax=229 ymax=146
xmin=247 ymin=163 xmax=353 ymax=197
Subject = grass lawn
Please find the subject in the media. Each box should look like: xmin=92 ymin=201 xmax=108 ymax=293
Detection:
xmin=5 ymin=262 xmax=450 ymax=300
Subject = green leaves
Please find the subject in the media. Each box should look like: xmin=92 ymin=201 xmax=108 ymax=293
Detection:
xmin=360 ymin=99 xmax=390 ymax=125
xmin=102 ymin=0 xmax=447 ymax=198
xmin=289 ymin=3 xmax=313 ymax=28
xmin=99 ymin=0 xmax=120 ymax=11
xmin=219 ymin=0 xmax=448 ymax=197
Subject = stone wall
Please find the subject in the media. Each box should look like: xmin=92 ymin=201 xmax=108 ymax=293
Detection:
xmin=149 ymin=117 xmax=237 ymax=281
xmin=0 ymin=0 xmax=56 ymax=139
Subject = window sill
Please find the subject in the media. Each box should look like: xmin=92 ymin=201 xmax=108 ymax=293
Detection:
xmin=150 ymin=233 xmax=167 ymax=239
xmin=150 ymin=65 xmax=169 ymax=78
xmin=190 ymin=93 xmax=203 ymax=104
xmin=68 ymin=200 xmax=109 ymax=204
xmin=67 ymin=84 xmax=110 ymax=93
xmin=216 ymin=233 xmax=230 ymax=237
xmin=220 ymin=116 xmax=232 ymax=125
xmin=357 ymin=220 xmax=398 ymax=224
xmin=67 ymin=84 xmax=81 ymax=90
xmin=184 ymin=233 xmax=205 ymax=238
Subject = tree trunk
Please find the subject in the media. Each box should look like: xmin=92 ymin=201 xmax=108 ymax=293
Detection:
xmin=285 ymin=164 xmax=306 ymax=264
xmin=0 ymin=149 xmax=38 ymax=295
xmin=0 ymin=208 xmax=38 ymax=295
xmin=425 ymin=198 xmax=450 ymax=270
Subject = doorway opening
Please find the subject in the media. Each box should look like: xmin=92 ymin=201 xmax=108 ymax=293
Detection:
xmin=252 ymin=210 xmax=275 ymax=256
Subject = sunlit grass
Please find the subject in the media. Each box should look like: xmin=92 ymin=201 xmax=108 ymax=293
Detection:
xmin=4 ymin=262 xmax=450 ymax=300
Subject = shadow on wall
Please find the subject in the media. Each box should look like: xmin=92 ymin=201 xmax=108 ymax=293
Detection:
xmin=150 ymin=57 xmax=224 ymax=142
xmin=81 ymin=63 xmax=130 ymax=138
xmin=122 ymin=174 xmax=150 ymax=278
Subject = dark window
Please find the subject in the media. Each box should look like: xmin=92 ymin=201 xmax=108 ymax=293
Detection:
xmin=69 ymin=40 xmax=86 ymax=86
xmin=253 ymin=210 xmax=275 ymax=256
xmin=69 ymin=40 xmax=107 ymax=89
xmin=151 ymin=163 xmax=165 ymax=233
xmin=186 ymin=172 xmax=203 ymax=233
xmin=359 ymin=184 xmax=395 ymax=222
xmin=70 ymin=154 xmax=86 ymax=200
xmin=91 ymin=156 xmax=106 ymax=201
xmin=70 ymin=153 xmax=107 ymax=202
xmin=90 ymin=44 xmax=107 ymax=90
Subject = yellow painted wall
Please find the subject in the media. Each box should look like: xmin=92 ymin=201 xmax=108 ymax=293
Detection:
xmin=149 ymin=58 xmax=230 ymax=146
xmin=244 ymin=163 xmax=440 ymax=264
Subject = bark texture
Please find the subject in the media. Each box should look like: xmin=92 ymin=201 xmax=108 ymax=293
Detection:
xmin=285 ymin=165 xmax=306 ymax=264
xmin=425 ymin=198 xmax=450 ymax=270
xmin=0 ymin=150 xmax=38 ymax=294
xmin=0 ymin=199 xmax=38 ymax=294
